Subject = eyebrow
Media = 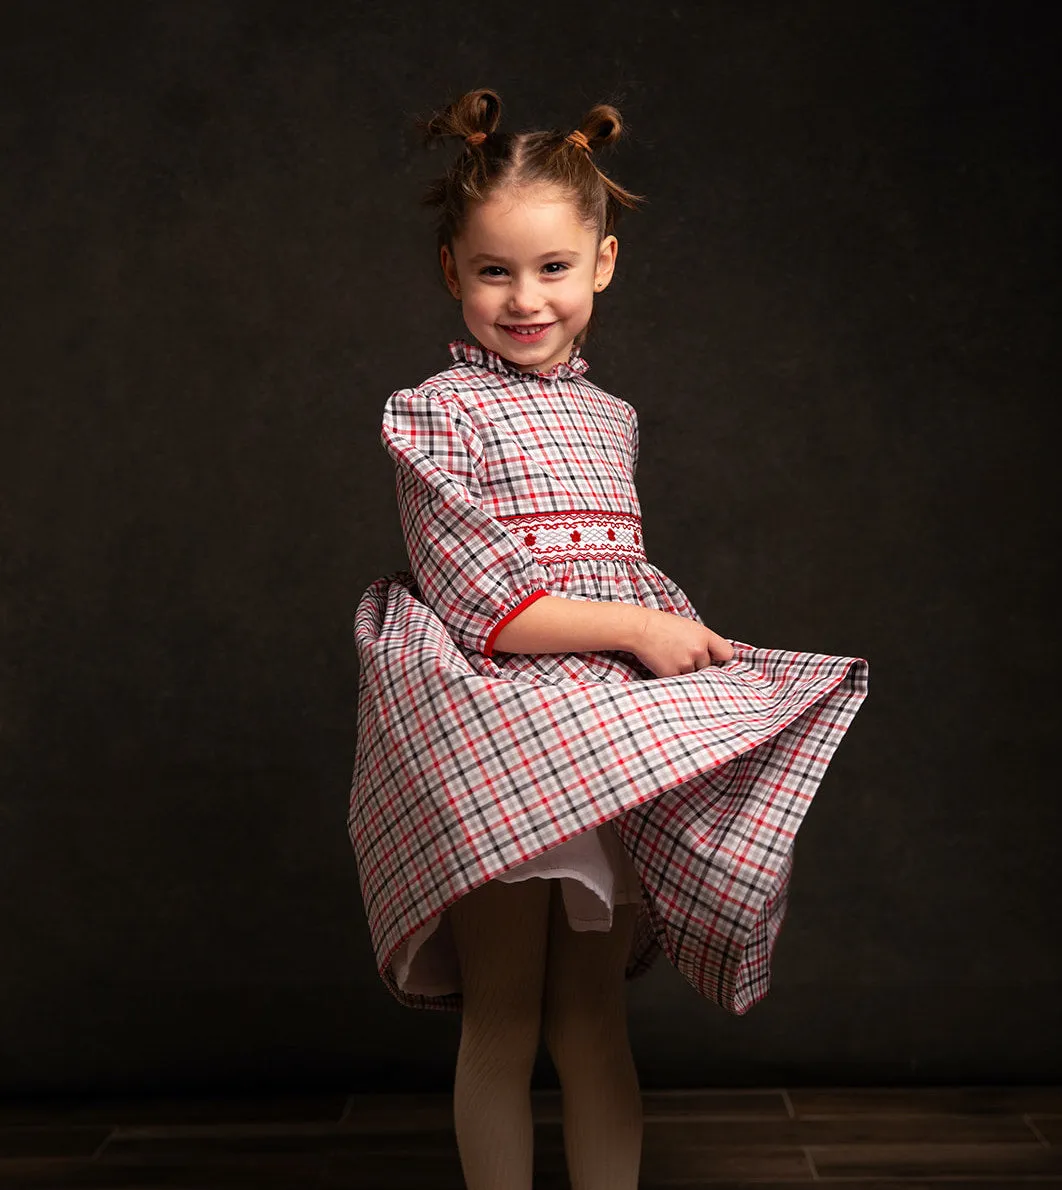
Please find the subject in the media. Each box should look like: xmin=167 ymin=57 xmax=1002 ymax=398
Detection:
xmin=467 ymin=250 xmax=582 ymax=264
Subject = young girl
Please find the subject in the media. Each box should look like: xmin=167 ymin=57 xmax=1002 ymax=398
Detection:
xmin=349 ymin=88 xmax=869 ymax=1190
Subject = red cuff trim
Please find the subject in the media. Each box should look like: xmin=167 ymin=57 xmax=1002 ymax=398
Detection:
xmin=483 ymin=590 xmax=550 ymax=658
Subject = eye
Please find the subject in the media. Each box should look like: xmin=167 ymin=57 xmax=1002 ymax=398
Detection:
xmin=478 ymin=265 xmax=508 ymax=277
xmin=542 ymin=262 xmax=569 ymax=274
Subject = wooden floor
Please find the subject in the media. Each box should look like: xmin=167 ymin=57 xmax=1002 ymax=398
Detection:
xmin=0 ymin=1086 xmax=1060 ymax=1187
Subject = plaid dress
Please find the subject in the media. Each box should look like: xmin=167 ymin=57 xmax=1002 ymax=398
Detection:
xmin=349 ymin=338 xmax=869 ymax=1015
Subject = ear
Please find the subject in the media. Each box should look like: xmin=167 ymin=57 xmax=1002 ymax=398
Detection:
xmin=440 ymin=244 xmax=462 ymax=299
xmin=593 ymin=235 xmax=619 ymax=292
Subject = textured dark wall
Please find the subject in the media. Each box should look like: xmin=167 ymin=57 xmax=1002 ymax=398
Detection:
xmin=1 ymin=0 xmax=1057 ymax=1095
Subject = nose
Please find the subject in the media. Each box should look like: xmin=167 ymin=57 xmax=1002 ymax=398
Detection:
xmin=507 ymin=273 xmax=543 ymax=316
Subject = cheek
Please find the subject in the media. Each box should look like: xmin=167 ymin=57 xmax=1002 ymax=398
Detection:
xmin=564 ymin=283 xmax=595 ymax=316
xmin=464 ymin=290 xmax=498 ymax=319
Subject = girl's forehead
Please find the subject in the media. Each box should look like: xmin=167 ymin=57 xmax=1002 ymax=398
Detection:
xmin=482 ymin=180 xmax=572 ymax=210
xmin=459 ymin=185 xmax=592 ymax=245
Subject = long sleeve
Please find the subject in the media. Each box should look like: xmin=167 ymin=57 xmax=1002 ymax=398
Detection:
xmin=381 ymin=386 xmax=555 ymax=659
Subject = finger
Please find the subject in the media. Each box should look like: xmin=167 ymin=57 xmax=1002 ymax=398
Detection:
xmin=712 ymin=631 xmax=735 ymax=662
xmin=709 ymin=641 xmax=734 ymax=663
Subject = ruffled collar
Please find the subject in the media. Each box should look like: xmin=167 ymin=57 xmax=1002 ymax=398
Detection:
xmin=448 ymin=338 xmax=590 ymax=381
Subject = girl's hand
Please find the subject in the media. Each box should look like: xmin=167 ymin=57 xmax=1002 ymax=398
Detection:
xmin=628 ymin=607 xmax=735 ymax=678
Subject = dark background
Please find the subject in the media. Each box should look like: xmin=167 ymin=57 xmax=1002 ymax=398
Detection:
xmin=1 ymin=0 xmax=1057 ymax=1097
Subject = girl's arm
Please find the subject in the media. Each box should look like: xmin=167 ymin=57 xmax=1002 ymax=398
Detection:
xmin=491 ymin=595 xmax=647 ymax=656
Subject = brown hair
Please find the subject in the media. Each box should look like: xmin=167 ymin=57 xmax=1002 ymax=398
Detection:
xmin=416 ymin=86 xmax=644 ymax=262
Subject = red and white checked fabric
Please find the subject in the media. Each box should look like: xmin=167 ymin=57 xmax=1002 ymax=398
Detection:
xmin=349 ymin=339 xmax=869 ymax=1015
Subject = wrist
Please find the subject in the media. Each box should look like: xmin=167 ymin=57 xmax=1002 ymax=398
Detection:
xmin=614 ymin=603 xmax=649 ymax=654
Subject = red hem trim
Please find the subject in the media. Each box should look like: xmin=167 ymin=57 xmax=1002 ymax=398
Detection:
xmin=483 ymin=590 xmax=550 ymax=658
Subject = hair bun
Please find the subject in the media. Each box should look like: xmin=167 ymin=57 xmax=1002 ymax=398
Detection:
xmin=575 ymin=103 xmax=624 ymax=152
xmin=419 ymin=87 xmax=502 ymax=146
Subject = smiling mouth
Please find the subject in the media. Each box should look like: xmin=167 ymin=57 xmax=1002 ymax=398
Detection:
xmin=500 ymin=322 xmax=555 ymax=341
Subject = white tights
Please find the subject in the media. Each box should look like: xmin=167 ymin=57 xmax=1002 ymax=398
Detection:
xmin=449 ymin=875 xmax=643 ymax=1190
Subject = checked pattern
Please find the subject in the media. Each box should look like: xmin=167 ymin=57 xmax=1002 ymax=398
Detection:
xmin=349 ymin=340 xmax=868 ymax=1015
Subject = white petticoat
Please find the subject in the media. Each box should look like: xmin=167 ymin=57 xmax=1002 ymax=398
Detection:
xmin=391 ymin=821 xmax=644 ymax=997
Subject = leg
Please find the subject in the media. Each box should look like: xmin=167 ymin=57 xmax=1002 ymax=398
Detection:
xmin=542 ymin=881 xmax=643 ymax=1190
xmin=449 ymin=876 xmax=551 ymax=1190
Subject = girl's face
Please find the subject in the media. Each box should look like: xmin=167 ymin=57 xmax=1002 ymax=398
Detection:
xmin=440 ymin=185 xmax=618 ymax=374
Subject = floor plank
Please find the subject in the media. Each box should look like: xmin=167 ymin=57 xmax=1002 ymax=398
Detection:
xmin=0 ymin=1156 xmax=328 ymax=1188
xmin=0 ymin=1095 xmax=349 ymax=1128
xmin=0 ymin=1087 xmax=1058 ymax=1188
xmin=809 ymin=1140 xmax=1062 ymax=1177
xmin=1 ymin=1162 xmax=1061 ymax=1190
xmin=790 ymin=1084 xmax=1062 ymax=1116
xmin=1032 ymin=1114 xmax=1062 ymax=1144
xmin=0 ymin=1126 xmax=111 ymax=1160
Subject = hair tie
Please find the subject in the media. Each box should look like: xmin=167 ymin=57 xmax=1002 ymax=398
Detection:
xmin=465 ymin=131 xmax=488 ymax=147
xmin=565 ymin=129 xmax=592 ymax=154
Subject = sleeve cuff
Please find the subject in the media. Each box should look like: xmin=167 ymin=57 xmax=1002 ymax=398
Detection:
xmin=482 ymin=589 xmax=551 ymax=659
